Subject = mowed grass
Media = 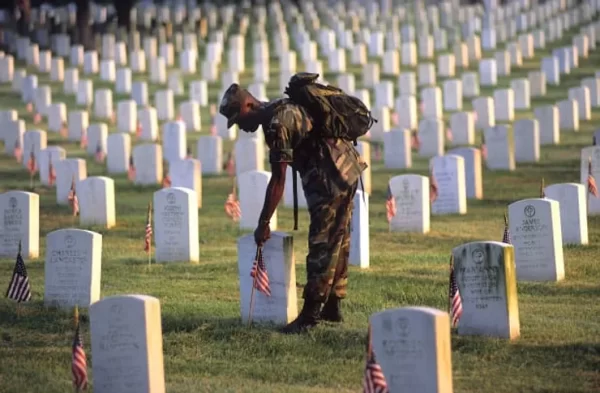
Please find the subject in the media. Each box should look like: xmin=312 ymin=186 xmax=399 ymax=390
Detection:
xmin=1 ymin=18 xmax=600 ymax=393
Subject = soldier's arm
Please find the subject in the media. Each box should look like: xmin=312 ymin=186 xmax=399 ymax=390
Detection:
xmin=257 ymin=112 xmax=293 ymax=225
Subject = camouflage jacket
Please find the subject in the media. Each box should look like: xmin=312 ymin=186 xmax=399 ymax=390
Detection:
xmin=263 ymin=99 xmax=367 ymax=198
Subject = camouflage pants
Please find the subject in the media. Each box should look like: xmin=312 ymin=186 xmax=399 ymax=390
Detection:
xmin=302 ymin=182 xmax=358 ymax=302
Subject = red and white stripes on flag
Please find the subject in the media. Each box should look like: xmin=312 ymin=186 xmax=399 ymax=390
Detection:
xmin=250 ymin=247 xmax=271 ymax=297
xmin=13 ymin=140 xmax=22 ymax=163
xmin=72 ymin=322 xmax=88 ymax=391
xmin=144 ymin=204 xmax=153 ymax=253
xmin=48 ymin=161 xmax=56 ymax=186
xmin=68 ymin=178 xmax=80 ymax=216
xmin=95 ymin=143 xmax=105 ymax=163
xmin=363 ymin=324 xmax=389 ymax=393
xmin=448 ymin=255 xmax=463 ymax=328
xmin=27 ymin=150 xmax=37 ymax=175
xmin=430 ymin=171 xmax=439 ymax=202
xmin=224 ymin=193 xmax=241 ymax=222
xmin=385 ymin=185 xmax=396 ymax=223
xmin=587 ymin=158 xmax=599 ymax=197
xmin=128 ymin=156 xmax=136 ymax=182
xmin=5 ymin=244 xmax=31 ymax=303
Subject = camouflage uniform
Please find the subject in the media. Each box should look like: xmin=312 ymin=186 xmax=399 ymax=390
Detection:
xmin=264 ymin=99 xmax=366 ymax=302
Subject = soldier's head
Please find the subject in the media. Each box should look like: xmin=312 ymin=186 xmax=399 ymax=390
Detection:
xmin=219 ymin=84 xmax=263 ymax=133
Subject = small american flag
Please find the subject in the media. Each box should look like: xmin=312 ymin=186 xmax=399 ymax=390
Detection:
xmin=540 ymin=178 xmax=545 ymax=198
xmin=80 ymin=129 xmax=88 ymax=148
xmin=250 ymin=247 xmax=271 ymax=296
xmin=33 ymin=112 xmax=42 ymax=124
xmin=72 ymin=321 xmax=88 ymax=391
xmin=363 ymin=325 xmax=388 ymax=393
xmin=224 ymin=193 xmax=241 ymax=222
xmin=448 ymin=255 xmax=463 ymax=328
xmin=144 ymin=203 xmax=153 ymax=253
xmin=26 ymin=102 xmax=33 ymax=112
xmin=136 ymin=121 xmax=142 ymax=138
xmin=411 ymin=130 xmax=420 ymax=150
xmin=385 ymin=185 xmax=396 ymax=223
xmin=48 ymin=160 xmax=56 ymax=186
xmin=587 ymin=157 xmax=599 ymax=197
xmin=95 ymin=143 xmax=105 ymax=163
xmin=224 ymin=152 xmax=235 ymax=177
xmin=128 ymin=156 xmax=136 ymax=181
xmin=446 ymin=128 xmax=453 ymax=142
xmin=14 ymin=140 xmax=22 ymax=163
xmin=27 ymin=150 xmax=37 ymax=175
xmin=60 ymin=122 xmax=68 ymax=138
xmin=68 ymin=178 xmax=80 ymax=216
xmin=5 ymin=242 xmax=32 ymax=303
xmin=162 ymin=174 xmax=171 ymax=188
xmin=430 ymin=171 xmax=439 ymax=203
xmin=502 ymin=213 xmax=511 ymax=244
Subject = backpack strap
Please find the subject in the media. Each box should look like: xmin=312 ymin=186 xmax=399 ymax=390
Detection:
xmin=293 ymin=167 xmax=298 ymax=230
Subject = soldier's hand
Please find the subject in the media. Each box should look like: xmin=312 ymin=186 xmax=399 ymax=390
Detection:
xmin=254 ymin=221 xmax=271 ymax=246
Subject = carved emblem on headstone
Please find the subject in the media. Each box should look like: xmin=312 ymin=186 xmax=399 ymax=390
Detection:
xmin=167 ymin=192 xmax=176 ymax=204
xmin=472 ymin=248 xmax=485 ymax=264
xmin=524 ymin=205 xmax=536 ymax=217
xmin=9 ymin=197 xmax=17 ymax=209
xmin=396 ymin=316 xmax=410 ymax=337
xmin=382 ymin=317 xmax=393 ymax=332
xmin=65 ymin=235 xmax=75 ymax=248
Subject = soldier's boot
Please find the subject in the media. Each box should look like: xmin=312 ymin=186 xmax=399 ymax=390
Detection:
xmin=279 ymin=299 xmax=322 ymax=334
xmin=319 ymin=296 xmax=343 ymax=323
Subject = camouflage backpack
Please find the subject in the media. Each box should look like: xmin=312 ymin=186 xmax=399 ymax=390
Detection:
xmin=284 ymin=73 xmax=377 ymax=145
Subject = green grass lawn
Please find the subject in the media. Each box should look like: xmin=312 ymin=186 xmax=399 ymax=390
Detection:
xmin=0 ymin=16 xmax=600 ymax=393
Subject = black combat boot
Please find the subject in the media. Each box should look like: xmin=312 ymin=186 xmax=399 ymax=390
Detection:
xmin=319 ymin=297 xmax=343 ymax=323
xmin=278 ymin=299 xmax=322 ymax=334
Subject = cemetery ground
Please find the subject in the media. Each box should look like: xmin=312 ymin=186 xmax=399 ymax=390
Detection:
xmin=1 ymin=25 xmax=600 ymax=393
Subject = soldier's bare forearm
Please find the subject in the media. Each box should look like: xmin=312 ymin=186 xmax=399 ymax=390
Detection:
xmin=259 ymin=162 xmax=287 ymax=224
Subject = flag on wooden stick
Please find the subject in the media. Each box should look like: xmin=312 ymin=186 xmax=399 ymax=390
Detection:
xmin=250 ymin=247 xmax=271 ymax=297
xmin=430 ymin=170 xmax=439 ymax=202
xmin=13 ymin=139 xmax=22 ymax=163
xmin=540 ymin=178 xmax=545 ymax=198
xmin=362 ymin=324 xmax=388 ymax=393
xmin=68 ymin=177 xmax=80 ymax=216
xmin=127 ymin=156 xmax=136 ymax=182
xmin=5 ymin=241 xmax=32 ymax=303
xmin=72 ymin=307 xmax=88 ymax=392
xmin=448 ymin=254 xmax=463 ymax=328
xmin=80 ymin=128 xmax=88 ymax=149
xmin=224 ymin=151 xmax=235 ymax=177
xmin=48 ymin=160 xmax=56 ymax=186
xmin=95 ymin=143 xmax=105 ymax=163
xmin=587 ymin=157 xmax=598 ymax=197
xmin=385 ymin=184 xmax=396 ymax=223
xmin=27 ymin=149 xmax=37 ymax=175
xmin=502 ymin=213 xmax=511 ymax=244
xmin=411 ymin=130 xmax=420 ymax=150
xmin=144 ymin=203 xmax=153 ymax=253
xmin=224 ymin=180 xmax=241 ymax=222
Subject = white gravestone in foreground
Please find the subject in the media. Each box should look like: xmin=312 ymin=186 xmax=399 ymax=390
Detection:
xmin=508 ymin=198 xmax=565 ymax=282
xmin=453 ymin=241 xmax=520 ymax=340
xmin=370 ymin=307 xmax=453 ymax=393
xmin=44 ymin=228 xmax=102 ymax=308
xmin=237 ymin=232 xmax=298 ymax=325
xmin=90 ymin=295 xmax=165 ymax=393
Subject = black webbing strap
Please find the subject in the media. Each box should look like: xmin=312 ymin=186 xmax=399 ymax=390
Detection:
xmin=293 ymin=167 xmax=298 ymax=230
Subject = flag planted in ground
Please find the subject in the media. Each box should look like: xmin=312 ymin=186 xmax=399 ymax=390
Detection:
xmin=128 ymin=156 xmax=136 ymax=181
xmin=27 ymin=149 xmax=36 ymax=175
xmin=68 ymin=177 xmax=80 ymax=216
xmin=363 ymin=324 xmax=388 ymax=393
xmin=385 ymin=184 xmax=396 ymax=223
xmin=502 ymin=213 xmax=511 ymax=244
xmin=48 ymin=160 xmax=56 ymax=186
xmin=6 ymin=242 xmax=31 ymax=303
xmin=250 ymin=247 xmax=271 ymax=296
xmin=144 ymin=203 xmax=153 ymax=252
xmin=448 ymin=254 xmax=463 ymax=328
xmin=430 ymin=171 xmax=439 ymax=202
xmin=224 ymin=193 xmax=241 ymax=222
xmin=72 ymin=318 xmax=88 ymax=392
xmin=587 ymin=157 xmax=598 ymax=197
